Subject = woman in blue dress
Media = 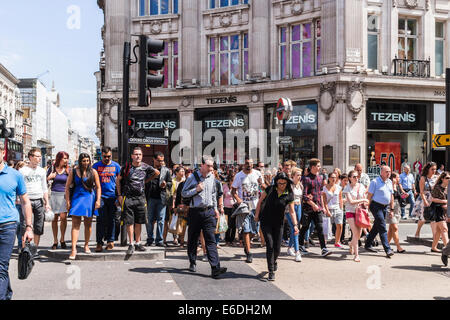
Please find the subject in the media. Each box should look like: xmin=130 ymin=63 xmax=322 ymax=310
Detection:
xmin=65 ymin=153 xmax=101 ymax=260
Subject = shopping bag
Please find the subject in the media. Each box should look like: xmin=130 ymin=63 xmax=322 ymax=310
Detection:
xmin=168 ymin=214 xmax=178 ymax=234
xmin=322 ymin=216 xmax=332 ymax=240
xmin=355 ymin=205 xmax=371 ymax=229
xmin=176 ymin=217 xmax=187 ymax=235
xmin=215 ymin=214 xmax=228 ymax=234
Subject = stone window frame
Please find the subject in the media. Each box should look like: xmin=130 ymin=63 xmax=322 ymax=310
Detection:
xmin=151 ymin=39 xmax=179 ymax=88
xmin=435 ymin=21 xmax=445 ymax=77
xmin=139 ymin=0 xmax=179 ymax=16
xmin=278 ymin=19 xmax=321 ymax=80
xmin=398 ymin=17 xmax=419 ymax=60
xmin=208 ymin=32 xmax=249 ymax=86
xmin=209 ymin=0 xmax=249 ymax=9
xmin=367 ymin=14 xmax=380 ymax=71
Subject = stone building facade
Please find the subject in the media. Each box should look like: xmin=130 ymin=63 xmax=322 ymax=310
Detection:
xmin=97 ymin=0 xmax=450 ymax=173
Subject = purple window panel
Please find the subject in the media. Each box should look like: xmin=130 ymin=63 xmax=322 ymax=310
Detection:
xmin=244 ymin=50 xmax=249 ymax=78
xmin=164 ymin=41 xmax=169 ymax=56
xmin=280 ymin=45 xmax=287 ymax=79
xmin=210 ymin=37 xmax=216 ymax=52
xmin=173 ymin=41 xmax=178 ymax=55
xmin=230 ymin=52 xmax=240 ymax=84
xmin=303 ymin=23 xmax=312 ymax=39
xmin=292 ymin=25 xmax=300 ymax=42
xmin=280 ymin=27 xmax=287 ymax=43
xmin=163 ymin=58 xmax=169 ymax=88
xmin=244 ymin=33 xmax=248 ymax=48
xmin=220 ymin=36 xmax=228 ymax=51
xmin=316 ymin=39 xmax=321 ymax=71
xmin=291 ymin=43 xmax=301 ymax=78
xmin=173 ymin=57 xmax=178 ymax=85
xmin=316 ymin=20 xmax=321 ymax=38
xmin=302 ymin=42 xmax=312 ymax=77
xmin=231 ymin=35 xmax=239 ymax=50
xmin=210 ymin=55 xmax=216 ymax=84
xmin=220 ymin=53 xmax=229 ymax=85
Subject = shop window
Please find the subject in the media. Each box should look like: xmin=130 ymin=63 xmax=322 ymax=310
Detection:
xmin=151 ymin=40 xmax=178 ymax=88
xmin=278 ymin=20 xmax=321 ymax=80
xmin=367 ymin=14 xmax=379 ymax=70
xmin=435 ymin=22 xmax=445 ymax=76
xmin=210 ymin=0 xmax=249 ymax=9
xmin=398 ymin=18 xmax=417 ymax=60
xmin=209 ymin=33 xmax=248 ymax=86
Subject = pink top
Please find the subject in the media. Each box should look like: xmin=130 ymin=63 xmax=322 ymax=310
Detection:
xmin=223 ymin=183 xmax=236 ymax=208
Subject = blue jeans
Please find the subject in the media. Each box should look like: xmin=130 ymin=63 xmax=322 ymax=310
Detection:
xmin=0 ymin=222 xmax=17 ymax=300
xmin=96 ymin=198 xmax=117 ymax=245
xmin=304 ymin=220 xmax=315 ymax=242
xmin=286 ymin=204 xmax=301 ymax=252
xmin=367 ymin=202 xmax=392 ymax=253
xmin=146 ymin=198 xmax=166 ymax=245
xmin=400 ymin=190 xmax=415 ymax=218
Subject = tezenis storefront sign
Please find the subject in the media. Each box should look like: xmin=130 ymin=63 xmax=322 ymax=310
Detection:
xmin=367 ymin=102 xmax=427 ymax=131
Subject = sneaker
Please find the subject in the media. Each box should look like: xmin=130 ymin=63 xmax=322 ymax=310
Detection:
xmin=287 ymin=247 xmax=296 ymax=257
xmin=365 ymin=246 xmax=377 ymax=253
xmin=268 ymin=272 xmax=275 ymax=281
xmin=401 ymin=216 xmax=407 ymax=220
xmin=189 ymin=263 xmax=197 ymax=272
xmin=281 ymin=240 xmax=289 ymax=247
xmin=135 ymin=243 xmax=146 ymax=252
xmin=386 ymin=250 xmax=394 ymax=258
xmin=246 ymin=253 xmax=253 ymax=263
xmin=211 ymin=267 xmax=227 ymax=279
xmin=295 ymin=252 xmax=302 ymax=262
xmin=334 ymin=243 xmax=343 ymax=248
xmin=321 ymin=248 xmax=332 ymax=257
xmin=441 ymin=253 xmax=448 ymax=267
xmin=201 ymin=255 xmax=208 ymax=262
xmin=299 ymin=245 xmax=309 ymax=254
xmin=126 ymin=245 xmax=134 ymax=255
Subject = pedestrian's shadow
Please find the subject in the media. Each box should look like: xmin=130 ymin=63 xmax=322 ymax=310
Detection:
xmin=128 ymin=266 xmax=267 ymax=281
xmin=391 ymin=264 xmax=448 ymax=272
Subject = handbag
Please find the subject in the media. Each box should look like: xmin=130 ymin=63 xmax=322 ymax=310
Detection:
xmin=44 ymin=209 xmax=55 ymax=222
xmin=354 ymin=184 xmax=371 ymax=229
xmin=18 ymin=242 xmax=36 ymax=280
xmin=168 ymin=214 xmax=178 ymax=234
xmin=424 ymin=204 xmax=435 ymax=221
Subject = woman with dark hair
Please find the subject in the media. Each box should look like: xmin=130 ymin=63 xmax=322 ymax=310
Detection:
xmin=430 ymin=171 xmax=449 ymax=252
xmin=387 ymin=172 xmax=406 ymax=253
xmin=412 ymin=162 xmax=438 ymax=238
xmin=223 ymin=170 xmax=237 ymax=246
xmin=255 ymin=172 xmax=299 ymax=281
xmin=47 ymin=151 xmax=70 ymax=250
xmin=65 ymin=153 xmax=101 ymax=260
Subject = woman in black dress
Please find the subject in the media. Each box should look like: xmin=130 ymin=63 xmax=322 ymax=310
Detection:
xmin=255 ymin=172 xmax=299 ymax=281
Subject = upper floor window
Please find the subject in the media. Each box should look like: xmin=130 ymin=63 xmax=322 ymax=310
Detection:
xmin=367 ymin=14 xmax=379 ymax=70
xmin=398 ymin=18 xmax=417 ymax=60
xmin=279 ymin=20 xmax=321 ymax=80
xmin=209 ymin=33 xmax=248 ymax=86
xmin=151 ymin=40 xmax=179 ymax=88
xmin=435 ymin=21 xmax=445 ymax=76
xmin=139 ymin=0 xmax=178 ymax=16
xmin=210 ymin=0 xmax=248 ymax=9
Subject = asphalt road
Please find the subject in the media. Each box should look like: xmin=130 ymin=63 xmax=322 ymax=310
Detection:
xmin=7 ymin=220 xmax=449 ymax=300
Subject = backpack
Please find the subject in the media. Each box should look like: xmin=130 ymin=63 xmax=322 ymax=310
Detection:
xmin=181 ymin=171 xmax=202 ymax=206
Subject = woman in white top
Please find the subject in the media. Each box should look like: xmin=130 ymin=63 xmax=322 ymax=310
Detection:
xmin=343 ymin=170 xmax=369 ymax=262
xmin=286 ymin=168 xmax=303 ymax=262
xmin=322 ymin=172 xmax=344 ymax=248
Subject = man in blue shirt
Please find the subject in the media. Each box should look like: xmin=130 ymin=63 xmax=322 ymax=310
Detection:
xmin=366 ymin=165 xmax=395 ymax=258
xmin=398 ymin=165 xmax=416 ymax=219
xmin=92 ymin=146 xmax=122 ymax=252
xmin=0 ymin=141 xmax=33 ymax=300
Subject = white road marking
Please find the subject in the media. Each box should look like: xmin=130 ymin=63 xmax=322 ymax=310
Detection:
xmin=173 ymin=292 xmax=182 ymax=296
xmin=165 ymin=280 xmax=174 ymax=283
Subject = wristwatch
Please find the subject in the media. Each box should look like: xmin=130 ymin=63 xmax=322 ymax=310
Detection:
xmin=25 ymin=224 xmax=33 ymax=231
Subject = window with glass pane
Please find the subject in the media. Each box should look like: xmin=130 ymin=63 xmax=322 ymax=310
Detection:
xmin=291 ymin=23 xmax=313 ymax=78
xmin=149 ymin=0 xmax=178 ymax=15
xmin=153 ymin=40 xmax=178 ymax=88
xmin=398 ymin=17 xmax=417 ymax=60
xmin=367 ymin=15 xmax=379 ymax=70
xmin=436 ymin=22 xmax=444 ymax=76
xmin=139 ymin=0 xmax=146 ymax=16
xmin=315 ymin=19 xmax=321 ymax=72
xmin=210 ymin=0 xmax=248 ymax=8
xmin=280 ymin=27 xmax=288 ymax=79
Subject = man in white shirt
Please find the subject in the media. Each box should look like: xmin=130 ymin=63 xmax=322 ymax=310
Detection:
xmin=355 ymin=163 xmax=370 ymax=189
xmin=19 ymin=148 xmax=51 ymax=249
xmin=231 ymin=157 xmax=264 ymax=263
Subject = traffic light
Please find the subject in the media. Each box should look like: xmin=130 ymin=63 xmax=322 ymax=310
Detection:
xmin=138 ymin=35 xmax=165 ymax=107
xmin=127 ymin=118 xmax=136 ymax=137
xmin=0 ymin=119 xmax=14 ymax=139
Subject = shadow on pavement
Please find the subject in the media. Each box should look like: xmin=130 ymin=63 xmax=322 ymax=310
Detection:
xmin=391 ymin=264 xmax=448 ymax=272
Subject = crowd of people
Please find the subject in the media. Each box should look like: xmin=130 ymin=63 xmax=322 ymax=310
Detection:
xmin=1 ymin=140 xmax=450 ymax=299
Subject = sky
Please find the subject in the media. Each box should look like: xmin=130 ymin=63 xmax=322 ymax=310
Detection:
xmin=0 ymin=0 xmax=104 ymax=143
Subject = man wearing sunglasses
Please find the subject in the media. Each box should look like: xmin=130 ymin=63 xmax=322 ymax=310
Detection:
xmin=93 ymin=146 xmax=122 ymax=252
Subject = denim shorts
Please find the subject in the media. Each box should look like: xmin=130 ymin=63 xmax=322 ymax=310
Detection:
xmin=330 ymin=208 xmax=343 ymax=225
xmin=242 ymin=210 xmax=259 ymax=235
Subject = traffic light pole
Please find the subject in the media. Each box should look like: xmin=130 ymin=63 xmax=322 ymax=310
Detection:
xmin=121 ymin=42 xmax=131 ymax=167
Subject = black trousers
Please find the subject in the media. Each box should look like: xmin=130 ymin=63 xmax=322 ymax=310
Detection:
xmin=224 ymin=207 xmax=236 ymax=243
xmin=282 ymin=217 xmax=290 ymax=241
xmin=261 ymin=220 xmax=284 ymax=273
xmin=299 ymin=210 xmax=326 ymax=249
xmin=187 ymin=208 xmax=220 ymax=270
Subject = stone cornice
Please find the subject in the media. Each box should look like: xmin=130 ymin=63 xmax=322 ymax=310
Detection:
xmin=0 ymin=63 xmax=19 ymax=85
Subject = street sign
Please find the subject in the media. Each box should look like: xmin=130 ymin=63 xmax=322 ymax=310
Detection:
xmin=279 ymin=136 xmax=292 ymax=145
xmin=276 ymin=97 xmax=293 ymax=121
xmin=129 ymin=137 xmax=168 ymax=145
xmin=432 ymin=134 xmax=450 ymax=148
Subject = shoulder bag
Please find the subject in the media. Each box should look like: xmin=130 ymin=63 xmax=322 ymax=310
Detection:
xmin=355 ymin=184 xmax=371 ymax=229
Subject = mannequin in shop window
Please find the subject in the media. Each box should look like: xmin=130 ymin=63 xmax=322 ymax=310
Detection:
xmin=401 ymin=158 xmax=410 ymax=173
xmin=413 ymin=159 xmax=422 ymax=178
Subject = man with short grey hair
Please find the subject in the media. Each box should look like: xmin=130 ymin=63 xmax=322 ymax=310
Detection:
xmin=355 ymin=163 xmax=370 ymax=189
xmin=399 ymin=165 xmax=416 ymax=219
xmin=182 ymin=155 xmax=227 ymax=279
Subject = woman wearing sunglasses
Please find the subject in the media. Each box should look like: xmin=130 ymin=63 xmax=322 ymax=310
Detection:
xmin=255 ymin=172 xmax=298 ymax=281
xmin=430 ymin=172 xmax=450 ymax=252
xmin=343 ymin=170 xmax=369 ymax=262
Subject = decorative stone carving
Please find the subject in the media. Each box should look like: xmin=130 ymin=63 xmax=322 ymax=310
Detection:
xmin=346 ymin=82 xmax=366 ymax=120
xmin=181 ymin=96 xmax=193 ymax=108
xmin=392 ymin=0 xmax=398 ymax=7
xmin=291 ymin=0 xmax=303 ymax=15
xmin=250 ymin=91 xmax=260 ymax=103
xmin=425 ymin=0 xmax=430 ymax=10
xmin=150 ymin=21 xmax=162 ymax=34
xmin=105 ymin=98 xmax=121 ymax=125
xmin=220 ymin=13 xmax=232 ymax=27
xmin=404 ymin=0 xmax=418 ymax=8
xmin=319 ymin=82 xmax=336 ymax=120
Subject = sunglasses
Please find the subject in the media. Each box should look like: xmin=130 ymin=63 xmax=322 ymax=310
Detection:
xmin=277 ymin=182 xmax=287 ymax=185
xmin=103 ymin=155 xmax=112 ymax=158
xmin=351 ymin=176 xmax=358 ymax=179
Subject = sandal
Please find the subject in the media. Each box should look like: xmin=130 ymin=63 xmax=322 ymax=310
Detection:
xmin=354 ymin=256 xmax=361 ymax=262
xmin=69 ymin=251 xmax=77 ymax=260
xmin=60 ymin=241 xmax=67 ymax=249
xmin=51 ymin=243 xmax=58 ymax=250
xmin=84 ymin=247 xmax=92 ymax=254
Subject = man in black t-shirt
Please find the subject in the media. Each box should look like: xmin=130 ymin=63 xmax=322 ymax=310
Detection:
xmin=116 ymin=147 xmax=159 ymax=255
